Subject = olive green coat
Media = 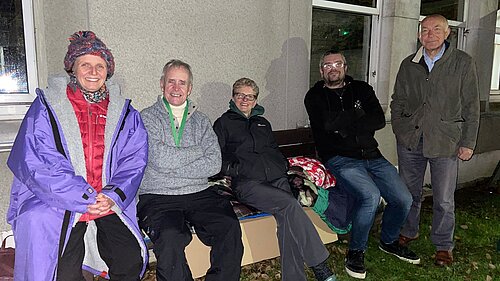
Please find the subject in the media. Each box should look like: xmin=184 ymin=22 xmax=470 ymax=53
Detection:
xmin=390 ymin=43 xmax=480 ymax=158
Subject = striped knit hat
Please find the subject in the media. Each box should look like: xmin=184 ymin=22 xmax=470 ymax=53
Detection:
xmin=64 ymin=31 xmax=115 ymax=78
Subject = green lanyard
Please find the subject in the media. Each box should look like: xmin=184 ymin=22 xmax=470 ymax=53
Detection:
xmin=162 ymin=97 xmax=189 ymax=147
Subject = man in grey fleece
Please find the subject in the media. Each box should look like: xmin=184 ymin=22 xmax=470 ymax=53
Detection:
xmin=137 ymin=59 xmax=243 ymax=281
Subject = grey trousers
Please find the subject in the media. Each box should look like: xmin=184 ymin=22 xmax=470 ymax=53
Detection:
xmin=233 ymin=177 xmax=329 ymax=281
xmin=397 ymin=140 xmax=458 ymax=251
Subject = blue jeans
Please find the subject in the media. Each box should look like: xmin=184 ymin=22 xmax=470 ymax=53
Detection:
xmin=326 ymin=156 xmax=412 ymax=251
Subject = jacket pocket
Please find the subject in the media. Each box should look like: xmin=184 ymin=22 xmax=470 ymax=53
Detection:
xmin=437 ymin=119 xmax=462 ymax=143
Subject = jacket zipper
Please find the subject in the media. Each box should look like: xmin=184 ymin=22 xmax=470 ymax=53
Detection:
xmin=85 ymin=104 xmax=95 ymax=224
xmin=108 ymin=101 xmax=131 ymax=178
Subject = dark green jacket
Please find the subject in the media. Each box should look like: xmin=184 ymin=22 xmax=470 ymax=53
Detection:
xmin=390 ymin=43 xmax=480 ymax=157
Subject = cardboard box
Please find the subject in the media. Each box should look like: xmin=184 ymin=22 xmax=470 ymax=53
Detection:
xmin=183 ymin=207 xmax=338 ymax=278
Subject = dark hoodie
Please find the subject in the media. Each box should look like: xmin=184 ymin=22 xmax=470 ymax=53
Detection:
xmin=304 ymin=75 xmax=386 ymax=161
xmin=213 ymin=100 xmax=288 ymax=182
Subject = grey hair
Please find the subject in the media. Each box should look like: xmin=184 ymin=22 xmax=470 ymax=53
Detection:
xmin=420 ymin=14 xmax=449 ymax=32
xmin=161 ymin=59 xmax=193 ymax=85
xmin=232 ymin=77 xmax=259 ymax=97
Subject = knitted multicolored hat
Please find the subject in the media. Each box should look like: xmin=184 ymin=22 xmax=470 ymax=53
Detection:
xmin=64 ymin=31 xmax=115 ymax=78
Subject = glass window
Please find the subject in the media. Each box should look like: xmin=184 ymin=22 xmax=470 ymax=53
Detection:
xmin=324 ymin=0 xmax=376 ymax=8
xmin=420 ymin=0 xmax=464 ymax=22
xmin=310 ymin=8 xmax=372 ymax=86
xmin=0 ymin=0 xmax=28 ymax=94
xmin=0 ymin=0 xmax=36 ymax=152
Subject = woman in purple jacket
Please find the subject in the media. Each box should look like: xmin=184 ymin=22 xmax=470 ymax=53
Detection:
xmin=6 ymin=31 xmax=148 ymax=280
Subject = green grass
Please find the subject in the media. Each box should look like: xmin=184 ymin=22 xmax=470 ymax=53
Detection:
xmin=237 ymin=184 xmax=500 ymax=281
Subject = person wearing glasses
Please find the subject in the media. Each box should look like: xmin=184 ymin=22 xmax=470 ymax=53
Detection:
xmin=391 ymin=14 xmax=479 ymax=267
xmin=213 ymin=78 xmax=337 ymax=281
xmin=137 ymin=59 xmax=243 ymax=281
xmin=304 ymin=50 xmax=418 ymax=279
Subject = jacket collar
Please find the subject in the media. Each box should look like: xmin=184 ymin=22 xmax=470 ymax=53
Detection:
xmin=42 ymin=75 xmax=127 ymax=190
xmin=228 ymin=99 xmax=264 ymax=118
xmin=155 ymin=95 xmax=198 ymax=122
xmin=412 ymin=40 xmax=451 ymax=63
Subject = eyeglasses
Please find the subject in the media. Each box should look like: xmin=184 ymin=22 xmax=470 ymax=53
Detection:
xmin=234 ymin=93 xmax=257 ymax=101
xmin=322 ymin=62 xmax=345 ymax=70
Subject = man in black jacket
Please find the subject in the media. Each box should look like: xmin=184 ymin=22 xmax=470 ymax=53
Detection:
xmin=305 ymin=50 xmax=419 ymax=279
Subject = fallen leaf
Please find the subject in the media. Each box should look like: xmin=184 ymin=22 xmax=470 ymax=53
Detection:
xmin=472 ymin=261 xmax=479 ymax=270
xmin=488 ymin=263 xmax=496 ymax=270
xmin=486 ymin=275 xmax=492 ymax=281
xmin=485 ymin=253 xmax=491 ymax=260
xmin=460 ymin=224 xmax=468 ymax=230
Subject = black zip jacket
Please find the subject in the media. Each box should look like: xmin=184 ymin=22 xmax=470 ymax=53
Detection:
xmin=304 ymin=75 xmax=385 ymax=161
xmin=213 ymin=103 xmax=288 ymax=182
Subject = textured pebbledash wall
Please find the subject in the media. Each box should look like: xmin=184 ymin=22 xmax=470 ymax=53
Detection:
xmin=38 ymin=0 xmax=312 ymax=129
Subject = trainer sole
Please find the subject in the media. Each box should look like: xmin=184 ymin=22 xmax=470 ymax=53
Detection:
xmin=345 ymin=266 xmax=366 ymax=279
xmin=378 ymin=245 xmax=421 ymax=264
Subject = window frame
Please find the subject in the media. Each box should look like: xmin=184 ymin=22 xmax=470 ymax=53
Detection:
xmin=312 ymin=0 xmax=381 ymax=90
xmin=490 ymin=11 xmax=500 ymax=98
xmin=0 ymin=0 xmax=37 ymax=152
xmin=0 ymin=0 xmax=38 ymax=106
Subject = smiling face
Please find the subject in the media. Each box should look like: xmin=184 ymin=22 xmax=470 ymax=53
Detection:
xmin=419 ymin=15 xmax=450 ymax=54
xmin=320 ymin=53 xmax=347 ymax=89
xmin=232 ymin=85 xmax=257 ymax=116
xmin=161 ymin=66 xmax=192 ymax=106
xmin=73 ymin=54 xmax=107 ymax=92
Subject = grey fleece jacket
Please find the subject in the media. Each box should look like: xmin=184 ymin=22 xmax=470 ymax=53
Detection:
xmin=139 ymin=96 xmax=222 ymax=195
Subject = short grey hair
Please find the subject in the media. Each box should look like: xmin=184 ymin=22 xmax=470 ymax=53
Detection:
xmin=232 ymin=77 xmax=259 ymax=97
xmin=161 ymin=59 xmax=193 ymax=85
xmin=420 ymin=14 xmax=449 ymax=32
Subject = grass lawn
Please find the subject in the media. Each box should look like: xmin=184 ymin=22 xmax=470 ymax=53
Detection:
xmin=236 ymin=183 xmax=500 ymax=281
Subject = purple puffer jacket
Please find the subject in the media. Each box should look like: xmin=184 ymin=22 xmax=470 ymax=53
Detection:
xmin=6 ymin=76 xmax=148 ymax=280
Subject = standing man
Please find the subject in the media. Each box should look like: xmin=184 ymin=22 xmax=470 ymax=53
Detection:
xmin=138 ymin=59 xmax=243 ymax=281
xmin=305 ymin=50 xmax=419 ymax=280
xmin=391 ymin=14 xmax=480 ymax=266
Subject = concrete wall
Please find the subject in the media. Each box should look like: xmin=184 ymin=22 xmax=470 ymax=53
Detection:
xmin=37 ymin=0 xmax=312 ymax=129
xmin=0 ymin=153 xmax=13 ymax=232
xmin=464 ymin=0 xmax=498 ymax=104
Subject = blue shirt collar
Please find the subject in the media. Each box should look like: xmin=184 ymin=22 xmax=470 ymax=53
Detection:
xmin=423 ymin=43 xmax=446 ymax=72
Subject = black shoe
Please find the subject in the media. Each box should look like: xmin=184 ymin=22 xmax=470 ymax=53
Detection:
xmin=311 ymin=259 xmax=336 ymax=281
xmin=379 ymin=240 xmax=421 ymax=264
xmin=345 ymin=250 xmax=366 ymax=279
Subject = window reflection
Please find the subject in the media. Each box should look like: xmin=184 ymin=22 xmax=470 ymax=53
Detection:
xmin=325 ymin=0 xmax=376 ymax=8
xmin=420 ymin=0 xmax=464 ymax=22
xmin=0 ymin=0 xmax=28 ymax=94
xmin=310 ymin=8 xmax=372 ymax=85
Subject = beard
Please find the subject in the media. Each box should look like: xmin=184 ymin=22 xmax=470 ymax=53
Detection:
xmin=323 ymin=70 xmax=345 ymax=88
